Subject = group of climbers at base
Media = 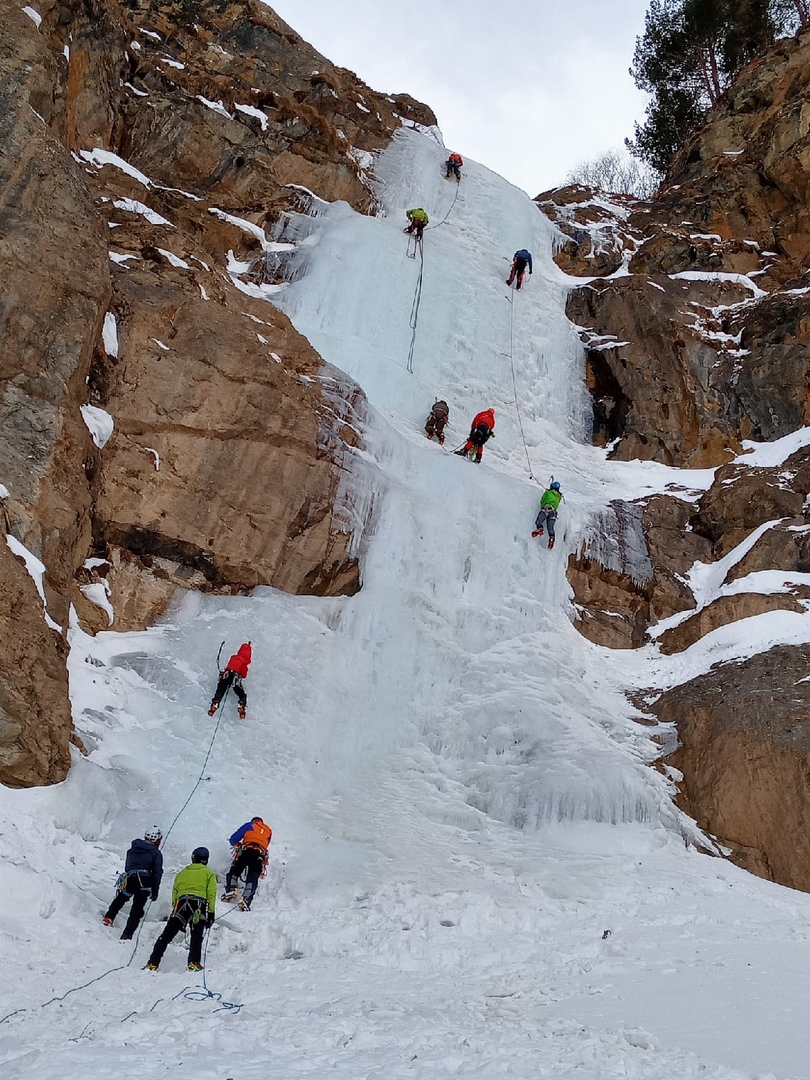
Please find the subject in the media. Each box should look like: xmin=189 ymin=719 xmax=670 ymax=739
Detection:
xmin=532 ymin=479 xmax=563 ymax=550
xmin=103 ymin=810 xmax=271 ymax=971
xmin=507 ymin=249 xmax=533 ymax=290
xmin=209 ymin=641 xmax=252 ymax=720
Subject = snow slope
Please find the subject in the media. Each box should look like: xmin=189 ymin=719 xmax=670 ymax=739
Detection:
xmin=3 ymin=127 xmax=810 ymax=1080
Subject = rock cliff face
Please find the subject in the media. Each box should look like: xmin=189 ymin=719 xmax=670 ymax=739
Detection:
xmin=0 ymin=0 xmax=435 ymax=786
xmin=541 ymin=29 xmax=810 ymax=890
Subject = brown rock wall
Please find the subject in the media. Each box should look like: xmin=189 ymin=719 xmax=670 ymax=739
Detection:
xmin=1 ymin=0 xmax=434 ymax=786
xmin=0 ymin=520 xmax=72 ymax=788
xmin=539 ymin=32 xmax=810 ymax=470
xmin=658 ymin=645 xmax=810 ymax=891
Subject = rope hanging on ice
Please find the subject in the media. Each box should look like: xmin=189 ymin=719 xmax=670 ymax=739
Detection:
xmin=406 ymin=238 xmax=425 ymax=374
xmin=426 ymin=179 xmax=460 ymax=231
xmin=507 ymin=290 xmax=536 ymax=481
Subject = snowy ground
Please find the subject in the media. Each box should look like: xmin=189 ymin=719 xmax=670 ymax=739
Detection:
xmin=3 ymin=127 xmax=810 ymax=1079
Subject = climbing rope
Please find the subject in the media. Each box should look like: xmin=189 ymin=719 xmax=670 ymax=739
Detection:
xmin=425 ymin=179 xmax=461 ymax=231
xmin=507 ymin=288 xmax=536 ymax=481
xmin=406 ymin=236 xmax=425 ymax=374
xmin=403 ymin=177 xmax=461 ymax=375
xmin=161 ymin=685 xmax=228 ymax=848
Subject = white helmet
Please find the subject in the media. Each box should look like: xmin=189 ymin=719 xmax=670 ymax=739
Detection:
xmin=144 ymin=826 xmax=163 ymax=845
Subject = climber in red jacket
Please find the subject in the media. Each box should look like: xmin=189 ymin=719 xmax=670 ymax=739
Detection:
xmin=455 ymin=408 xmax=495 ymax=464
xmin=208 ymin=642 xmax=252 ymax=719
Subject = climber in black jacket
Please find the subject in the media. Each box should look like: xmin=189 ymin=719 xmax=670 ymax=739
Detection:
xmin=103 ymin=826 xmax=164 ymax=940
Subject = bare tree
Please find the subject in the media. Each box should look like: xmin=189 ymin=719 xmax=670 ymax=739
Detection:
xmin=565 ymin=149 xmax=662 ymax=199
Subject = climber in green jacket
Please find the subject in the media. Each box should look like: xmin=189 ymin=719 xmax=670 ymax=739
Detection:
xmin=404 ymin=208 xmax=429 ymax=239
xmin=532 ymin=480 xmax=563 ymax=550
xmin=145 ymin=847 xmax=217 ymax=972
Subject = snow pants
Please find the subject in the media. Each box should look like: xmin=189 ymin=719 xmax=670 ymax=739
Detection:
xmin=226 ymin=846 xmax=265 ymax=906
xmin=507 ymin=257 xmax=529 ymax=289
xmin=446 ymin=161 xmax=461 ymax=180
xmin=147 ymin=896 xmax=207 ymax=968
xmin=211 ymin=670 xmax=247 ymax=710
xmin=105 ymin=874 xmax=151 ymax=939
xmin=534 ymin=508 xmax=557 ymax=539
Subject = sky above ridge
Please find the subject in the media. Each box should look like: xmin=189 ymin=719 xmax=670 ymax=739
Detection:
xmin=268 ymin=0 xmax=652 ymax=196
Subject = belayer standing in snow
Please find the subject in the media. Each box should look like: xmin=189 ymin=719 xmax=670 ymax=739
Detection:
xmin=404 ymin=208 xmax=429 ymax=240
xmin=445 ymin=152 xmax=463 ymax=181
xmin=532 ymin=479 xmax=563 ymax=550
xmin=209 ymin=641 xmax=251 ymax=720
xmin=507 ymin=249 xmax=533 ymax=290
xmin=425 ymin=399 xmax=450 ymax=445
xmin=102 ymin=826 xmax=163 ymax=940
xmin=455 ymin=408 xmax=495 ymax=464
xmin=145 ymin=847 xmax=217 ymax=972
xmin=222 ymin=815 xmax=272 ymax=911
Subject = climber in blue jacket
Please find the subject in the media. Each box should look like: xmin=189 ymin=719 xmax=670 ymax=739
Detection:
xmin=507 ymin=249 xmax=533 ymax=289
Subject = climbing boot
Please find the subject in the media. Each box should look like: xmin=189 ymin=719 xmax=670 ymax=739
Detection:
xmin=221 ymin=888 xmax=238 ymax=903
xmin=144 ymin=963 xmax=158 ymax=971
xmin=238 ymin=897 xmax=251 ymax=911
xmin=532 ymin=528 xmax=544 ymax=538
xmin=207 ymin=702 xmax=218 ymax=717
xmin=103 ymin=916 xmax=113 ymax=927
xmin=237 ymin=704 xmax=247 ymax=720
xmin=187 ymin=962 xmax=203 ymax=972
xmin=548 ymin=537 xmax=555 ymax=550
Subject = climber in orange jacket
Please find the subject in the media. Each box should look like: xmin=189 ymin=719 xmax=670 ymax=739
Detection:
xmin=208 ymin=642 xmax=252 ymax=719
xmin=455 ymin=408 xmax=495 ymax=464
xmin=222 ymin=816 xmax=272 ymax=910
xmin=445 ymin=152 xmax=463 ymax=181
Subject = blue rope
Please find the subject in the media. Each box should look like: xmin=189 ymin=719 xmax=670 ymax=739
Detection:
xmin=160 ymin=686 xmax=228 ymax=848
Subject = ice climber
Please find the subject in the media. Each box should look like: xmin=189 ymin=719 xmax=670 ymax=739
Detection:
xmin=404 ymin=208 xmax=429 ymax=240
xmin=209 ymin=641 xmax=251 ymax=719
xmin=507 ymin=249 xmax=533 ymax=290
xmin=145 ymin=847 xmax=217 ymax=972
xmin=425 ymin=399 xmax=450 ymax=445
xmin=445 ymin=152 xmax=463 ymax=181
xmin=222 ymin=815 xmax=273 ymax=911
xmin=456 ymin=408 xmax=495 ymax=464
xmin=532 ymin=480 xmax=563 ymax=550
xmin=102 ymin=826 xmax=163 ymax=940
